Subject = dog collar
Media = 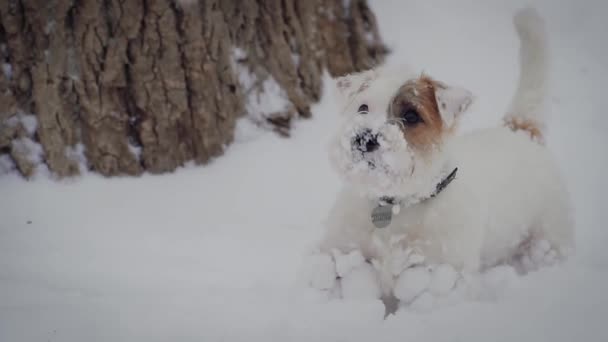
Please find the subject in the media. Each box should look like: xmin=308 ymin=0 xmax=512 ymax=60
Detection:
xmin=371 ymin=167 xmax=458 ymax=229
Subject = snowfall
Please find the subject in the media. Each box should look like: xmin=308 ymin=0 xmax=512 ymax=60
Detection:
xmin=1 ymin=1 xmax=607 ymax=341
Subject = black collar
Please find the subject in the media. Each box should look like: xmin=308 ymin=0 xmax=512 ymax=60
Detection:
xmin=431 ymin=167 xmax=458 ymax=198
xmin=379 ymin=167 xmax=458 ymax=206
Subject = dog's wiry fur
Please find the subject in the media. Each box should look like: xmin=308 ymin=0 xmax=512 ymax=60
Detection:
xmin=313 ymin=9 xmax=574 ymax=301
xmin=389 ymin=77 xmax=445 ymax=149
xmin=504 ymin=7 xmax=550 ymax=144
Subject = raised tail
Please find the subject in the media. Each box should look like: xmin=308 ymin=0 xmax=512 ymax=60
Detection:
xmin=504 ymin=8 xmax=549 ymax=144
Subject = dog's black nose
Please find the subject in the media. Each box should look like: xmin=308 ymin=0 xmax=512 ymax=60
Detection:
xmin=353 ymin=129 xmax=379 ymax=153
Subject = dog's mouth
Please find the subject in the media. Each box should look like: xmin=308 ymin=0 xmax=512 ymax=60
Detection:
xmin=329 ymin=120 xmax=421 ymax=197
xmin=351 ymin=145 xmax=380 ymax=170
xmin=351 ymin=130 xmax=383 ymax=169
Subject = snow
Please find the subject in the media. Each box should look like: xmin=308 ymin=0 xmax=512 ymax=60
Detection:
xmin=1 ymin=1 xmax=608 ymax=341
xmin=10 ymin=137 xmax=44 ymax=165
xmin=340 ymin=263 xmax=381 ymax=300
xmin=291 ymin=52 xmax=300 ymax=67
xmin=19 ymin=114 xmax=37 ymax=135
xmin=0 ymin=154 xmax=15 ymax=174
xmin=244 ymin=75 xmax=291 ymax=120
xmin=43 ymin=20 xmax=56 ymax=35
xmin=127 ymin=142 xmax=142 ymax=161
xmin=428 ymin=264 xmax=458 ymax=296
xmin=333 ymin=249 xmax=366 ymax=277
xmin=394 ymin=266 xmax=432 ymax=303
xmin=6 ymin=113 xmax=38 ymax=135
xmin=303 ymin=253 xmax=337 ymax=291
xmin=231 ymin=47 xmax=292 ymax=131
xmin=65 ymin=143 xmax=87 ymax=173
xmin=2 ymin=63 xmax=12 ymax=80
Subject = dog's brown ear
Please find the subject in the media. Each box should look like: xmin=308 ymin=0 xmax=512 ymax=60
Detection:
xmin=433 ymin=82 xmax=474 ymax=127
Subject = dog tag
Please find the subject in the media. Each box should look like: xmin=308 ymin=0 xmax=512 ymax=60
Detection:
xmin=371 ymin=204 xmax=392 ymax=228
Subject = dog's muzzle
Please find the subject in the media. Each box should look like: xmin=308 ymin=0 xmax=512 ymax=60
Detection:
xmin=352 ymin=129 xmax=380 ymax=153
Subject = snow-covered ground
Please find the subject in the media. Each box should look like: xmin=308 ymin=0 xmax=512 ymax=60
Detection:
xmin=1 ymin=1 xmax=608 ymax=341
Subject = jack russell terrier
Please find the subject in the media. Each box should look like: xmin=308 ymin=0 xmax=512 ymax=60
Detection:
xmin=307 ymin=8 xmax=574 ymax=307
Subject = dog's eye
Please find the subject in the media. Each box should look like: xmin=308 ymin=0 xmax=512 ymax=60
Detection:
xmin=358 ymin=104 xmax=369 ymax=114
xmin=401 ymin=109 xmax=423 ymax=125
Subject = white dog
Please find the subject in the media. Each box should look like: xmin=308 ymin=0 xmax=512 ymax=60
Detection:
xmin=308 ymin=8 xmax=574 ymax=305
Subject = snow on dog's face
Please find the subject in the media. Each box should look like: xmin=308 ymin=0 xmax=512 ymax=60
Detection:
xmin=329 ymin=65 xmax=473 ymax=201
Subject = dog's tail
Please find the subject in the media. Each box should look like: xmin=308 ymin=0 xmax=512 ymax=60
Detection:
xmin=504 ymin=8 xmax=549 ymax=144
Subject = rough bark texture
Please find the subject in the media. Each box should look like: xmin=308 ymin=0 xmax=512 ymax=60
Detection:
xmin=0 ymin=0 xmax=386 ymax=178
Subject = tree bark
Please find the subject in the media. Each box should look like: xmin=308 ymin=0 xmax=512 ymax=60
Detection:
xmin=0 ymin=0 xmax=386 ymax=178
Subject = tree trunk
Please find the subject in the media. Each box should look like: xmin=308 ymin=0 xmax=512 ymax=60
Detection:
xmin=0 ymin=0 xmax=386 ymax=178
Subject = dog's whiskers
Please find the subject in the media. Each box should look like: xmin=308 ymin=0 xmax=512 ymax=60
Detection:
xmin=386 ymin=118 xmax=405 ymax=129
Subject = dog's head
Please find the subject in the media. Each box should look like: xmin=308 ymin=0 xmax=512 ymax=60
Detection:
xmin=329 ymin=65 xmax=473 ymax=201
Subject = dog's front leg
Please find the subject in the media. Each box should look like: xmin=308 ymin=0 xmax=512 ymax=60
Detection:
xmin=305 ymin=190 xmax=382 ymax=300
xmin=391 ymin=211 xmax=485 ymax=310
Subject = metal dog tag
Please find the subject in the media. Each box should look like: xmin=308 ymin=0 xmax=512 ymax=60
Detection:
xmin=371 ymin=204 xmax=392 ymax=228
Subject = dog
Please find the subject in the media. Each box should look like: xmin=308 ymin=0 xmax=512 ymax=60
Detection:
xmin=307 ymin=8 xmax=574 ymax=305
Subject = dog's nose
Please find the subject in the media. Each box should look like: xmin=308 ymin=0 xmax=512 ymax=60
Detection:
xmin=353 ymin=129 xmax=379 ymax=153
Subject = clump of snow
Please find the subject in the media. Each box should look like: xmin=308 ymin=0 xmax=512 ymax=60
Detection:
xmin=390 ymin=264 xmax=523 ymax=313
xmin=231 ymin=47 xmax=293 ymax=142
xmin=19 ymin=114 xmax=37 ymax=135
xmin=340 ymin=263 xmax=381 ymax=300
xmin=5 ymin=113 xmax=38 ymax=135
xmin=66 ymin=47 xmax=80 ymax=80
xmin=332 ymin=249 xmax=366 ymax=277
xmin=0 ymin=154 xmax=15 ymax=174
xmin=245 ymin=76 xmax=292 ymax=121
xmin=43 ymin=20 xmax=55 ymax=35
xmin=428 ymin=264 xmax=458 ymax=296
xmin=2 ymin=114 xmax=43 ymax=176
xmin=11 ymin=137 xmax=44 ymax=165
xmin=306 ymin=249 xmax=382 ymax=300
xmin=233 ymin=118 xmax=266 ymax=143
xmin=2 ymin=63 xmax=12 ymax=79
xmin=127 ymin=142 xmax=142 ymax=161
xmin=520 ymin=238 xmax=559 ymax=270
xmin=65 ymin=143 xmax=87 ymax=173
xmin=394 ymin=266 xmax=432 ymax=303
xmin=291 ymin=53 xmax=300 ymax=67
xmin=365 ymin=31 xmax=376 ymax=44
xmin=232 ymin=46 xmax=247 ymax=61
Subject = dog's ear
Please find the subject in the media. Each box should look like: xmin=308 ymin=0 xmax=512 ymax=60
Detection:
xmin=433 ymin=82 xmax=474 ymax=127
